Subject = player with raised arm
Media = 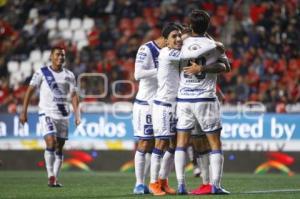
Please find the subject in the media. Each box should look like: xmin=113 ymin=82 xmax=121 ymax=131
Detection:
xmin=148 ymin=23 xmax=182 ymax=196
xmin=20 ymin=46 xmax=81 ymax=187
xmin=132 ymin=34 xmax=166 ymax=194
xmin=174 ymin=10 xmax=231 ymax=195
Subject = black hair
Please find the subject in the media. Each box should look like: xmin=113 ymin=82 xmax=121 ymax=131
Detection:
xmin=51 ymin=46 xmax=65 ymax=54
xmin=181 ymin=24 xmax=192 ymax=35
xmin=161 ymin=22 xmax=181 ymax=39
xmin=189 ymin=9 xmax=210 ymax=35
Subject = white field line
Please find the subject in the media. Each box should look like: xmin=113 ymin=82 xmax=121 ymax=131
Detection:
xmin=242 ymin=189 xmax=300 ymax=194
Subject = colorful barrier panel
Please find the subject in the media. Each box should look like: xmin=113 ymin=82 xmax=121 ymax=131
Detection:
xmin=0 ymin=113 xmax=299 ymax=151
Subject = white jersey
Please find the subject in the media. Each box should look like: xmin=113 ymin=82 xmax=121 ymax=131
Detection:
xmin=134 ymin=41 xmax=160 ymax=102
xmin=154 ymin=47 xmax=181 ymax=102
xmin=30 ymin=66 xmax=77 ymax=119
xmin=178 ymin=36 xmax=227 ymax=100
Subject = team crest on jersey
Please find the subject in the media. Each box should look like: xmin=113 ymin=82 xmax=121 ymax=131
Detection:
xmin=188 ymin=44 xmax=201 ymax=51
xmin=65 ymin=77 xmax=71 ymax=82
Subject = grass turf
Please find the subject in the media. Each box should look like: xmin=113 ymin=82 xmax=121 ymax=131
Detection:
xmin=0 ymin=171 xmax=299 ymax=199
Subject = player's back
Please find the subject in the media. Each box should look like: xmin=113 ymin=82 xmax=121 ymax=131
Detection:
xmin=134 ymin=41 xmax=160 ymax=102
xmin=155 ymin=47 xmax=180 ymax=102
xmin=178 ymin=37 xmax=221 ymax=99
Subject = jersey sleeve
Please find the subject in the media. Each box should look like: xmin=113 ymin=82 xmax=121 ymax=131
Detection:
xmin=217 ymin=53 xmax=231 ymax=71
xmin=69 ymin=72 xmax=78 ymax=93
xmin=29 ymin=70 xmax=43 ymax=87
xmin=134 ymin=45 xmax=157 ymax=80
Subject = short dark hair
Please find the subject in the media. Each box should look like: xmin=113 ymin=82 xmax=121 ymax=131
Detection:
xmin=189 ymin=9 xmax=210 ymax=35
xmin=161 ymin=22 xmax=181 ymax=39
xmin=51 ymin=46 xmax=65 ymax=54
xmin=181 ymin=24 xmax=192 ymax=35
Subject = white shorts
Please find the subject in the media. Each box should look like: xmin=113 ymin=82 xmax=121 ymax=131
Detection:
xmin=191 ymin=122 xmax=206 ymax=137
xmin=39 ymin=113 xmax=69 ymax=139
xmin=152 ymin=100 xmax=176 ymax=139
xmin=176 ymin=98 xmax=222 ymax=133
xmin=132 ymin=100 xmax=154 ymax=139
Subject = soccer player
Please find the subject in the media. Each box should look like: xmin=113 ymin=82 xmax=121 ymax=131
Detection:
xmin=132 ymin=34 xmax=166 ymax=194
xmin=175 ymin=10 xmax=231 ymax=194
xmin=20 ymin=46 xmax=81 ymax=187
xmin=148 ymin=23 xmax=182 ymax=196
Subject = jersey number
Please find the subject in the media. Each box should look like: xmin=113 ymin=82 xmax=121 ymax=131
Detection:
xmin=184 ymin=56 xmax=207 ymax=80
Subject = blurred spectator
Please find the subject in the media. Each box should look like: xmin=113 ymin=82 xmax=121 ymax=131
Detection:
xmin=0 ymin=0 xmax=299 ymax=112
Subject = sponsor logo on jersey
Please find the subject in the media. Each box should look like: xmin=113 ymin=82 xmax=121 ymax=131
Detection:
xmin=144 ymin=124 xmax=153 ymax=135
xmin=188 ymin=44 xmax=201 ymax=51
xmin=180 ymin=87 xmax=206 ymax=95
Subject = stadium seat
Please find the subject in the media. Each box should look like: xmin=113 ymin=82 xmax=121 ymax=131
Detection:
xmin=7 ymin=61 xmax=19 ymax=73
xmin=58 ymin=18 xmax=69 ymax=31
xmin=70 ymin=18 xmax=82 ymax=31
xmin=62 ymin=30 xmax=73 ymax=40
xmin=29 ymin=8 xmax=38 ymax=19
xmin=9 ymin=71 xmax=23 ymax=87
xmin=42 ymin=50 xmax=51 ymax=62
xmin=44 ymin=18 xmax=57 ymax=30
xmin=33 ymin=61 xmax=44 ymax=72
xmin=73 ymin=30 xmax=86 ymax=42
xmin=20 ymin=61 xmax=32 ymax=78
xmin=82 ymin=18 xmax=94 ymax=31
xmin=29 ymin=50 xmax=42 ymax=62
xmin=77 ymin=39 xmax=89 ymax=50
xmin=48 ymin=29 xmax=58 ymax=39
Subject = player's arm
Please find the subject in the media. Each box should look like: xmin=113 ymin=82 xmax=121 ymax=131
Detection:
xmin=183 ymin=51 xmax=231 ymax=74
xmin=183 ymin=61 xmax=228 ymax=74
xmin=134 ymin=46 xmax=157 ymax=80
xmin=71 ymin=91 xmax=81 ymax=126
xmin=20 ymin=85 xmax=36 ymax=124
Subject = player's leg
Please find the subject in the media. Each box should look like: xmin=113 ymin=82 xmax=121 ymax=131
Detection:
xmin=149 ymin=101 xmax=176 ymax=195
xmin=158 ymin=137 xmax=176 ymax=195
xmin=53 ymin=118 xmax=68 ymax=187
xmin=199 ymin=101 xmax=229 ymax=194
xmin=186 ymin=135 xmax=201 ymax=178
xmin=132 ymin=102 xmax=154 ymax=194
xmin=149 ymin=138 xmax=168 ymax=196
xmin=134 ymin=139 xmax=154 ymax=194
xmin=190 ymin=134 xmax=212 ymax=195
xmin=53 ymin=137 xmax=65 ymax=187
xmin=144 ymin=151 xmax=151 ymax=179
xmin=40 ymin=115 xmax=57 ymax=187
xmin=44 ymin=134 xmax=56 ymax=187
xmin=174 ymin=102 xmax=194 ymax=194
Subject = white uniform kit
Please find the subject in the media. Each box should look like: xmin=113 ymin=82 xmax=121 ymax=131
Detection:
xmin=30 ymin=66 xmax=77 ymax=139
xmin=176 ymin=36 xmax=228 ymax=133
xmin=132 ymin=41 xmax=160 ymax=139
xmin=152 ymin=47 xmax=180 ymax=138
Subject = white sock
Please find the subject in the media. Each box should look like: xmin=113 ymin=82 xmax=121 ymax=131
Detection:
xmin=150 ymin=148 xmax=163 ymax=183
xmin=144 ymin=152 xmax=151 ymax=180
xmin=174 ymin=148 xmax=186 ymax=186
xmin=134 ymin=150 xmax=145 ymax=186
xmin=197 ymin=152 xmax=210 ymax=185
xmin=210 ymin=150 xmax=224 ymax=188
xmin=53 ymin=153 xmax=64 ymax=180
xmin=44 ymin=149 xmax=55 ymax=178
xmin=159 ymin=149 xmax=174 ymax=179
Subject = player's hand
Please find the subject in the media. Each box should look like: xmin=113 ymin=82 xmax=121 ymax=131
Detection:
xmin=75 ymin=118 xmax=81 ymax=126
xmin=183 ymin=61 xmax=203 ymax=75
xmin=215 ymin=41 xmax=225 ymax=54
xmin=19 ymin=112 xmax=27 ymax=125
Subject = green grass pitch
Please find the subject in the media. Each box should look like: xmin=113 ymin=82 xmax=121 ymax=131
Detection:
xmin=0 ymin=171 xmax=299 ymax=199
